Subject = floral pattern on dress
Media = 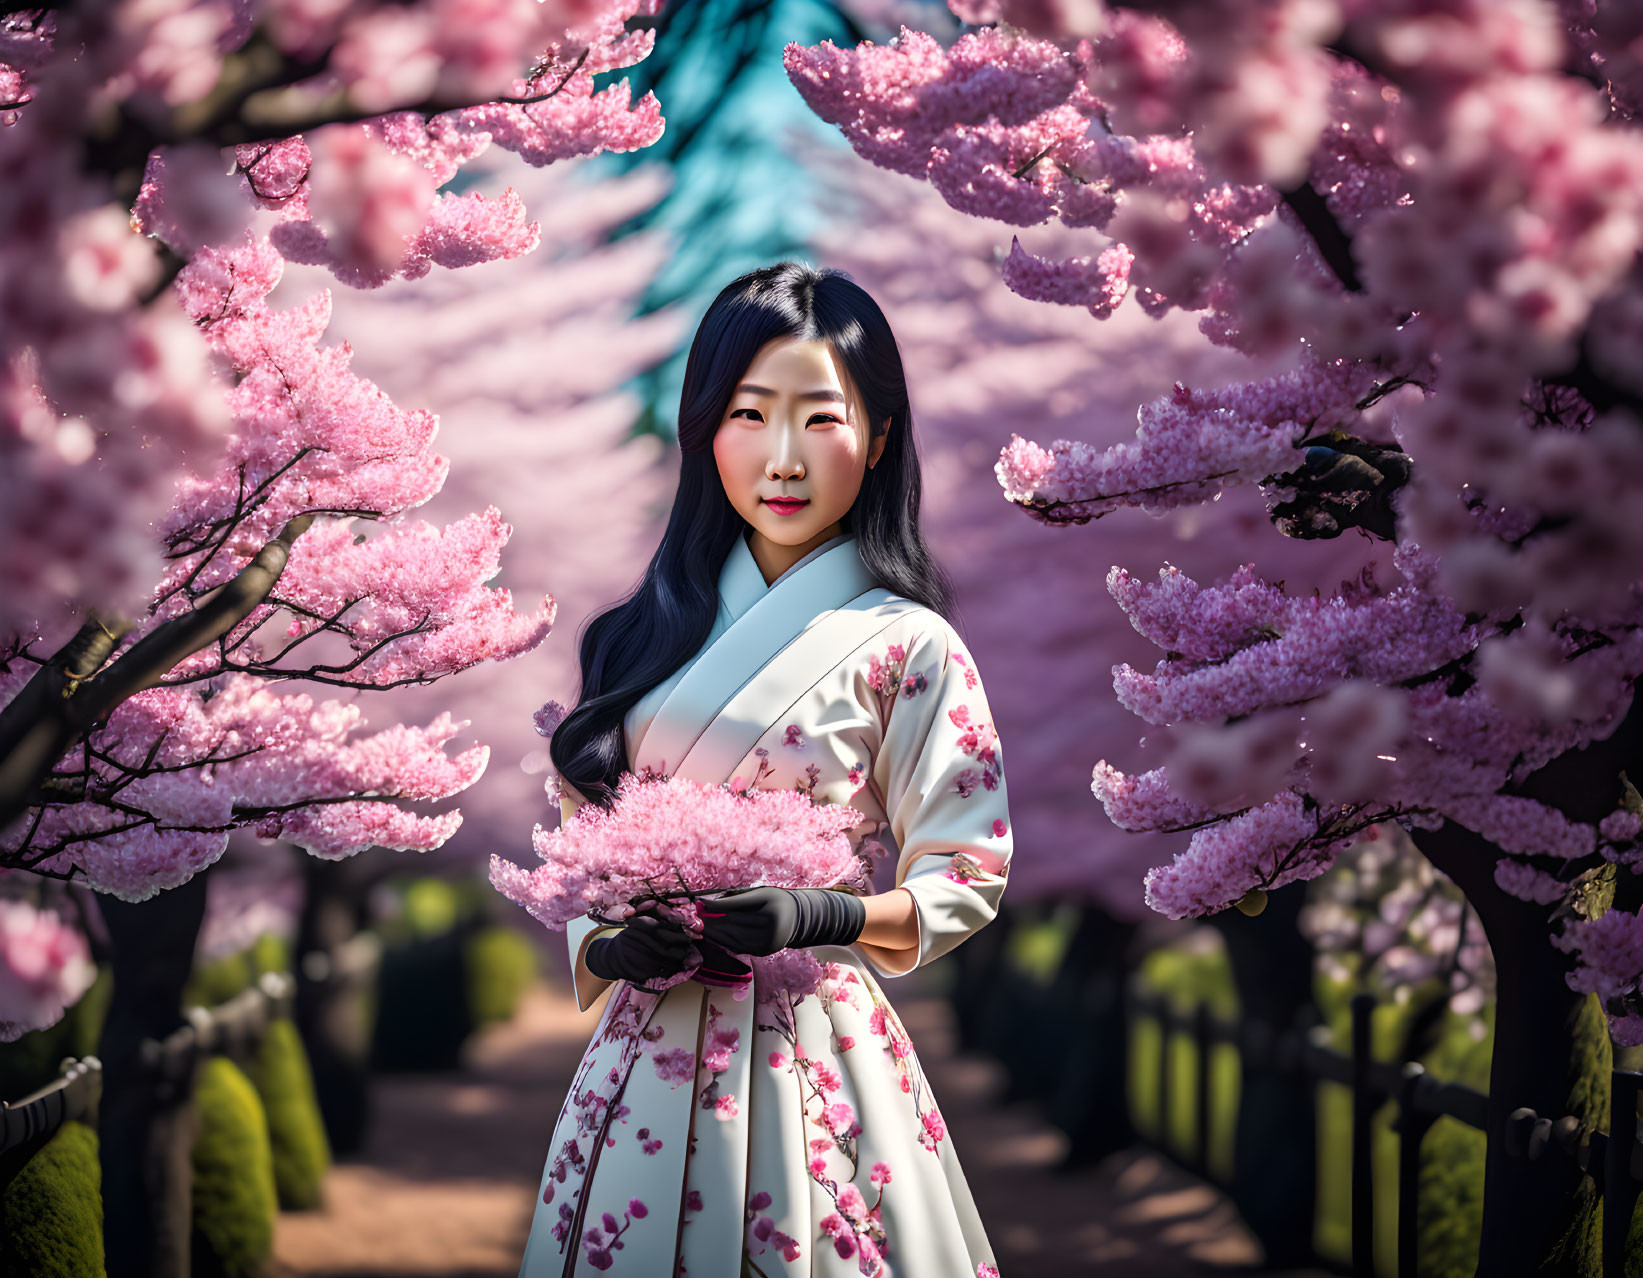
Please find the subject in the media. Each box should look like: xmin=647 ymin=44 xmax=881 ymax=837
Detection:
xmin=947 ymin=703 xmax=1002 ymax=798
xmin=735 ymin=957 xmax=958 ymax=1276
xmin=696 ymin=1001 xmax=743 ymax=1122
xmin=541 ymin=983 xmax=662 ymax=1250
xmin=865 ymin=640 xmax=931 ymax=706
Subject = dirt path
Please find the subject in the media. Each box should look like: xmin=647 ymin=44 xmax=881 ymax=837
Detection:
xmin=272 ymin=974 xmax=1328 ymax=1277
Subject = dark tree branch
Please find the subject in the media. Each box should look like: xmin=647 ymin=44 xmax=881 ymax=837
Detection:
xmin=1277 ymin=182 xmax=1363 ymax=293
xmin=0 ymin=513 xmax=315 ymax=831
xmin=0 ymin=618 xmax=134 ymax=770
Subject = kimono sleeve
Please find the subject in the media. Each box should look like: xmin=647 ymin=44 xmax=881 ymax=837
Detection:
xmin=854 ymin=619 xmax=1012 ymax=980
xmin=558 ymin=784 xmax=622 ymax=1013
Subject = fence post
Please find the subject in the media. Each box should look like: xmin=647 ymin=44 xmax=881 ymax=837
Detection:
xmin=1194 ymin=1000 xmax=1213 ymax=1177
xmin=1394 ymin=1061 xmax=1436 ymax=1278
xmin=1605 ymin=1069 xmax=1642 ymax=1278
xmin=1157 ymin=991 xmax=1174 ymax=1152
xmin=1351 ymin=993 xmax=1376 ymax=1278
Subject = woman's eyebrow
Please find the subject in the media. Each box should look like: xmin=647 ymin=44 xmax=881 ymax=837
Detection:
xmin=734 ymin=383 xmax=846 ymax=403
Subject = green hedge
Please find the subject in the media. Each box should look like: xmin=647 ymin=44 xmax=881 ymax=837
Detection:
xmin=184 ymin=930 xmax=328 ymax=1211
xmin=244 ymin=1018 xmax=330 ymax=1211
xmin=190 ymin=1056 xmax=277 ymax=1278
xmin=0 ymin=1119 xmax=102 ymax=1278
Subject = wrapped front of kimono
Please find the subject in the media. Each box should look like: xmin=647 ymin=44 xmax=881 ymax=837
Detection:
xmin=517 ymin=534 xmax=1011 ymax=1278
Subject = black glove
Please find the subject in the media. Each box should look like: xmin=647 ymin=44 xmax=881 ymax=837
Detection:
xmin=697 ymin=886 xmax=866 ymax=957
xmin=691 ymin=935 xmax=753 ymax=987
xmin=584 ymin=913 xmax=694 ymax=984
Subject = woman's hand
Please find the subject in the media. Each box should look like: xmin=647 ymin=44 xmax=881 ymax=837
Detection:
xmin=697 ymin=886 xmax=866 ymax=957
xmin=585 ymin=913 xmax=694 ymax=984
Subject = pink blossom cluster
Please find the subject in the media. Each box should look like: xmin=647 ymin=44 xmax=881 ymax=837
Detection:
xmin=489 ymin=772 xmax=867 ymax=943
xmin=3 ymin=196 xmax=583 ymax=901
xmin=0 ymin=0 xmax=664 ymax=637
xmin=1092 ymin=554 xmax=1643 ymax=918
xmin=784 ymin=15 xmax=1294 ymax=321
xmin=994 ymin=360 xmax=1373 ymax=523
xmin=1 ymin=661 xmax=495 ymax=899
xmin=0 ymin=897 xmax=97 ymax=1043
xmin=1554 ymin=905 xmax=1643 ymax=1045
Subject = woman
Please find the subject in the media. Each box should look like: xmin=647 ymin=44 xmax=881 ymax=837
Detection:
xmin=520 ymin=263 xmax=1011 ymax=1278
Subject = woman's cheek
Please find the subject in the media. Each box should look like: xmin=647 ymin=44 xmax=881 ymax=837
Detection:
xmin=713 ymin=433 xmax=760 ymax=513
xmin=813 ymin=436 xmax=865 ymax=515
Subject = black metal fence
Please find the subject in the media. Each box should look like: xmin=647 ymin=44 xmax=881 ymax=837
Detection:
xmin=1125 ymin=984 xmax=1643 ymax=1277
xmin=0 ymin=969 xmax=296 ymax=1158
xmin=0 ymin=929 xmax=381 ymax=1159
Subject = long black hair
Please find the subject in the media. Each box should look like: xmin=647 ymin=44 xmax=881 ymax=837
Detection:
xmin=550 ymin=262 xmax=953 ymax=806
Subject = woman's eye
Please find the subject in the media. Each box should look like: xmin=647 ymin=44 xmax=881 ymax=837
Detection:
xmin=730 ymin=409 xmax=762 ymax=422
xmin=808 ymin=415 xmax=841 ymax=427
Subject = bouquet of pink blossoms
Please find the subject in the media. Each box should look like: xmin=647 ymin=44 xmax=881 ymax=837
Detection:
xmin=489 ymin=772 xmax=869 ymax=987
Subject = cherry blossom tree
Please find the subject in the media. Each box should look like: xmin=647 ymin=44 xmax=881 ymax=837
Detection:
xmin=0 ymin=0 xmax=666 ymax=1010
xmin=2 ymin=4 xmax=670 ymax=1268
xmin=789 ymin=2 xmax=1643 ymax=1268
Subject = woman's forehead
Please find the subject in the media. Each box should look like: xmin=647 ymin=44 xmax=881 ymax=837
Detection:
xmin=739 ymin=338 xmax=863 ymax=413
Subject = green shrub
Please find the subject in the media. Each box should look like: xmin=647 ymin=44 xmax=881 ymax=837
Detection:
xmin=370 ymin=922 xmax=474 ymax=1072
xmin=466 ymin=925 xmax=539 ymax=1025
xmin=184 ymin=951 xmax=254 ymax=1010
xmin=402 ymin=877 xmax=461 ymax=938
xmin=0 ymin=966 xmax=113 ymax=1101
xmin=248 ymin=932 xmax=291 ymax=980
xmin=244 ymin=1019 xmax=330 ymax=1211
xmin=1002 ymin=906 xmax=1077 ymax=987
xmin=191 ymin=1056 xmax=277 ymax=1278
xmin=0 ymin=1119 xmax=102 ymax=1278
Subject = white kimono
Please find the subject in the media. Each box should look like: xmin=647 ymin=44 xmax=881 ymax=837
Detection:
xmin=517 ymin=533 xmax=1011 ymax=1278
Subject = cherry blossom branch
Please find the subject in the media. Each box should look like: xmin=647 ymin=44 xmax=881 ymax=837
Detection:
xmin=0 ymin=514 xmax=313 ymax=830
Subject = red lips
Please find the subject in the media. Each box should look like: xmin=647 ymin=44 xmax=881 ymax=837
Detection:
xmin=762 ymin=496 xmax=810 ymax=516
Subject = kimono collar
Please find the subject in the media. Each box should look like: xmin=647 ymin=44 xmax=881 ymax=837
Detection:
xmin=716 ymin=529 xmax=858 ymax=623
xmin=632 ymin=531 xmax=879 ymax=779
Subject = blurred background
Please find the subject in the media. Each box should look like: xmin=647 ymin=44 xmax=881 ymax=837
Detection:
xmin=0 ymin=2 xmax=1536 ymax=1275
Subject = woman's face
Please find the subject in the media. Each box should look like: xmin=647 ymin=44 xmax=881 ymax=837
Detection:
xmin=713 ymin=336 xmax=886 ymax=582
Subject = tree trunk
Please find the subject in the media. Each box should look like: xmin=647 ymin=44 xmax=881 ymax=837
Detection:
xmin=948 ymin=905 xmax=1014 ymax=1055
xmin=1207 ymin=884 xmax=1321 ymax=1269
xmin=97 ymin=868 xmax=209 ymax=1278
xmin=1417 ymin=821 xmax=1610 ymax=1277
xmin=292 ymin=848 xmax=375 ymax=1156
xmin=1047 ymin=908 xmax=1138 ymax=1167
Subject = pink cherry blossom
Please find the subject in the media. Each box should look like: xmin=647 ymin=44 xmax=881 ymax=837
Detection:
xmin=0 ymin=899 xmax=97 ymax=1042
xmin=490 ymin=773 xmax=866 ymax=968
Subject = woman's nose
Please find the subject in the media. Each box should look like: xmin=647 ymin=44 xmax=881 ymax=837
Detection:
xmin=766 ymin=429 xmax=805 ymax=480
